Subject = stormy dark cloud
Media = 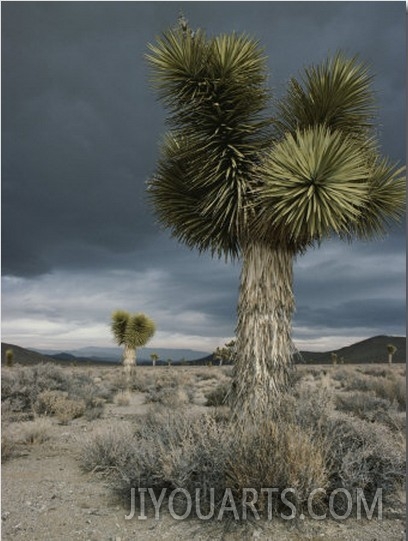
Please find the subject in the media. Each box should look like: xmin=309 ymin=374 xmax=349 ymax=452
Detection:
xmin=2 ymin=2 xmax=405 ymax=352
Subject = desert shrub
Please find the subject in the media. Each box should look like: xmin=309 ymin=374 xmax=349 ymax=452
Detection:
xmin=80 ymin=406 xmax=327 ymax=519
xmin=55 ymin=398 xmax=86 ymax=424
xmin=1 ymin=432 xmax=16 ymax=462
xmin=128 ymin=369 xmax=185 ymax=393
xmin=1 ymin=364 xmax=73 ymax=412
xmin=194 ymin=368 xmax=221 ymax=381
xmin=330 ymin=367 xmax=360 ymax=388
xmin=18 ymin=418 xmax=53 ymax=444
xmin=78 ymin=376 xmax=405 ymax=520
xmin=114 ymin=391 xmax=132 ymax=406
xmin=145 ymin=386 xmax=191 ymax=408
xmin=333 ymin=370 xmax=406 ymax=411
xmin=74 ymin=384 xmax=106 ymax=420
xmin=2 ymin=364 xmax=109 ymax=423
xmin=292 ymin=386 xmax=334 ymax=430
xmin=335 ymin=391 xmax=406 ymax=431
xmin=335 ymin=391 xmax=393 ymax=416
xmin=205 ymin=381 xmax=231 ymax=407
xmin=369 ymin=375 xmax=406 ymax=410
xmin=84 ymin=397 xmax=105 ymax=420
xmin=34 ymin=390 xmax=85 ymax=423
xmin=110 ymin=409 xmax=235 ymax=515
xmin=93 ymin=383 xmax=116 ymax=403
xmin=323 ymin=414 xmax=405 ymax=511
xmin=225 ymin=416 xmax=328 ymax=518
xmin=79 ymin=423 xmax=137 ymax=472
xmin=360 ymin=367 xmax=389 ymax=378
xmin=34 ymin=390 xmax=69 ymax=415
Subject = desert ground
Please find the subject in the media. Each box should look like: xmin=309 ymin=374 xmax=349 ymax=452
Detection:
xmin=2 ymin=362 xmax=406 ymax=541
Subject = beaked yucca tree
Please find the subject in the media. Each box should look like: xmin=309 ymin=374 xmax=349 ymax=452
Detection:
xmin=387 ymin=343 xmax=397 ymax=364
xmin=146 ymin=22 xmax=405 ymax=420
xmin=111 ymin=310 xmax=156 ymax=379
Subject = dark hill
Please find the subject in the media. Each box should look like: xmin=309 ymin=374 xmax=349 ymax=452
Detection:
xmin=1 ymin=343 xmax=118 ymax=366
xmin=1 ymin=343 xmax=57 ymax=366
xmin=297 ymin=335 xmax=406 ymax=365
xmin=193 ymin=335 xmax=406 ymax=365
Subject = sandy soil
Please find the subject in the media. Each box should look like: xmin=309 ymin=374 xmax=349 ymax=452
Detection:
xmin=2 ymin=383 xmax=406 ymax=541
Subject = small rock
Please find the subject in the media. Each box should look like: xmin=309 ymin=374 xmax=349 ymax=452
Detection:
xmin=2 ymin=512 xmax=10 ymax=521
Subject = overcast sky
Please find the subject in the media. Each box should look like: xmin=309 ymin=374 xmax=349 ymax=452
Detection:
xmin=2 ymin=2 xmax=406 ymax=354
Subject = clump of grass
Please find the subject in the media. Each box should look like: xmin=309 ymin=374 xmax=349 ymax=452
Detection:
xmin=1 ymin=432 xmax=16 ymax=462
xmin=205 ymin=381 xmax=231 ymax=407
xmin=145 ymin=386 xmax=191 ymax=407
xmin=18 ymin=418 xmax=53 ymax=444
xmin=227 ymin=418 xmax=328 ymax=516
xmin=335 ymin=391 xmax=393 ymax=416
xmin=55 ymin=398 xmax=86 ymax=424
xmin=324 ymin=414 xmax=405 ymax=511
xmin=34 ymin=390 xmax=68 ymax=416
xmin=114 ymin=391 xmax=132 ymax=406
xmin=34 ymin=390 xmax=85 ymax=424
xmin=194 ymin=367 xmax=222 ymax=381
xmin=370 ymin=375 xmax=406 ymax=410
xmin=83 ymin=396 xmax=105 ymax=421
xmin=79 ymin=423 xmax=137 ymax=473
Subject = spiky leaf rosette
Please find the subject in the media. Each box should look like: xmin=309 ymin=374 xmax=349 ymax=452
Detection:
xmin=147 ymin=28 xmax=272 ymax=260
xmin=349 ymin=157 xmax=406 ymax=240
xmin=125 ymin=314 xmax=156 ymax=349
xmin=149 ymin=133 xmax=249 ymax=258
xmin=111 ymin=310 xmax=130 ymax=346
xmin=275 ymin=53 xmax=376 ymax=140
xmin=255 ymin=126 xmax=371 ymax=250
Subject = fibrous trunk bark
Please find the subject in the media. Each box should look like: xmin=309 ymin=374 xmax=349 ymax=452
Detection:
xmin=123 ymin=345 xmax=136 ymax=385
xmin=231 ymin=243 xmax=296 ymax=421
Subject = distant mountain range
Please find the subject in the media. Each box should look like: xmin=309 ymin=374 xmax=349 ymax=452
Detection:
xmin=1 ymin=335 xmax=406 ymax=366
xmin=35 ymin=346 xmax=210 ymax=363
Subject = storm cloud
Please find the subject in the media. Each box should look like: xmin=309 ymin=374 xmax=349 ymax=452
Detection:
xmin=2 ymin=2 xmax=405 ymax=352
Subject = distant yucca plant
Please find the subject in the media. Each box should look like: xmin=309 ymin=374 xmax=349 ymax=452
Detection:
xmin=387 ymin=343 xmax=397 ymax=364
xmin=111 ymin=311 xmax=156 ymax=381
xmin=5 ymin=349 xmax=14 ymax=368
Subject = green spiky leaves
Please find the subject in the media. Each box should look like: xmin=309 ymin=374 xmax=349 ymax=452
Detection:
xmin=275 ymin=53 xmax=376 ymax=139
xmin=147 ymin=24 xmax=405 ymax=257
xmin=256 ymin=127 xmax=405 ymax=249
xmin=111 ymin=310 xmax=156 ymax=349
xmin=255 ymin=127 xmax=369 ymax=247
xmin=351 ymin=158 xmax=406 ymax=240
xmin=147 ymin=28 xmax=271 ymax=260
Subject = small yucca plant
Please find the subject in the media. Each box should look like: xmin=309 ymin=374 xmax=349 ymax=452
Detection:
xmin=5 ymin=349 xmax=14 ymax=368
xmin=111 ymin=310 xmax=156 ymax=380
xmin=387 ymin=344 xmax=397 ymax=364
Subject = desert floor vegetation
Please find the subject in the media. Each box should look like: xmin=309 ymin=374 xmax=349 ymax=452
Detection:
xmin=1 ymin=361 xmax=406 ymax=540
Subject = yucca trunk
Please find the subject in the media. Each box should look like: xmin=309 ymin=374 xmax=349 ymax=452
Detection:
xmin=231 ymin=243 xmax=296 ymax=420
xmin=123 ymin=344 xmax=136 ymax=382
